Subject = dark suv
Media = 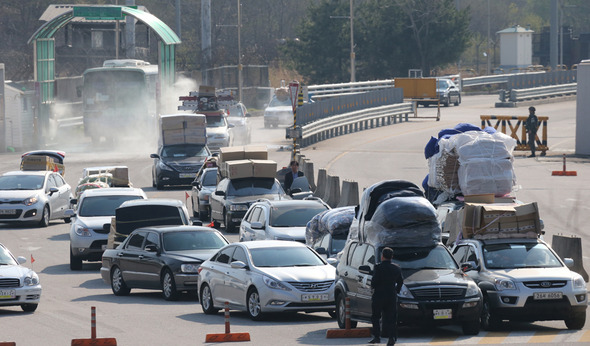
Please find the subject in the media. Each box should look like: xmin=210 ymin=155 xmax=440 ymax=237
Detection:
xmin=334 ymin=242 xmax=483 ymax=335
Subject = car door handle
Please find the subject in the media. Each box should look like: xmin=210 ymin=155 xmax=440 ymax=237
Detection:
xmin=343 ymin=271 xmax=348 ymax=277
xmin=117 ymin=253 xmax=124 ymax=257
xmin=139 ymin=255 xmax=145 ymax=260
xmin=357 ymin=276 xmax=363 ymax=282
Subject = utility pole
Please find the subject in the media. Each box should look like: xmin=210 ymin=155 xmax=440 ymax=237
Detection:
xmin=238 ymin=0 xmax=243 ymax=102
xmin=330 ymin=0 xmax=355 ymax=82
xmin=201 ymin=0 xmax=212 ymax=85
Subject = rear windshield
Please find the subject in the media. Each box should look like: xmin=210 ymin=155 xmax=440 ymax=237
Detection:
xmin=79 ymin=195 xmax=144 ymax=217
xmin=227 ymin=178 xmax=282 ymax=197
xmin=163 ymin=231 xmax=227 ymax=251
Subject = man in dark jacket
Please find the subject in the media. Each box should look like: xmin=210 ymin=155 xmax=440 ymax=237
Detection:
xmin=369 ymin=247 xmax=404 ymax=345
xmin=524 ymin=106 xmax=540 ymax=157
xmin=283 ymin=160 xmax=304 ymax=192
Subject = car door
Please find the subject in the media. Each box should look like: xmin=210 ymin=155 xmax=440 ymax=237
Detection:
xmin=224 ymin=246 xmax=250 ymax=308
xmin=44 ymin=174 xmax=62 ymax=219
xmin=357 ymin=245 xmax=376 ymax=317
xmin=52 ymin=173 xmax=71 ymax=217
xmin=339 ymin=241 xmax=363 ymax=313
xmin=209 ymin=246 xmax=235 ymax=306
xmin=250 ymin=206 xmax=266 ymax=240
xmin=240 ymin=206 xmax=259 ymax=241
xmin=117 ymin=231 xmax=147 ymax=287
xmin=134 ymin=231 xmax=163 ymax=289
xmin=210 ymin=179 xmax=228 ymax=223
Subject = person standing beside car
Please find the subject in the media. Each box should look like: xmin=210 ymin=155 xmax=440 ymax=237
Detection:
xmin=369 ymin=247 xmax=404 ymax=345
xmin=283 ymin=160 xmax=304 ymax=193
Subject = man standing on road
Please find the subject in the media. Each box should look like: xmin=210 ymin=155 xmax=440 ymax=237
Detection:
xmin=524 ymin=106 xmax=540 ymax=157
xmin=283 ymin=160 xmax=304 ymax=193
xmin=369 ymin=247 xmax=404 ymax=345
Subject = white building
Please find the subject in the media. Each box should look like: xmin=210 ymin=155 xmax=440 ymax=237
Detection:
xmin=497 ymin=25 xmax=534 ymax=70
xmin=4 ymin=82 xmax=36 ymax=151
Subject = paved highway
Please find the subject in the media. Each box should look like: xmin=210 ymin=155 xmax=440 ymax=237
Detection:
xmin=0 ymin=94 xmax=588 ymax=345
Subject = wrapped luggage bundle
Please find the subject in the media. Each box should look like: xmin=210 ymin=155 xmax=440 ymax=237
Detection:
xmin=305 ymin=206 xmax=355 ymax=245
xmin=364 ymin=196 xmax=441 ymax=248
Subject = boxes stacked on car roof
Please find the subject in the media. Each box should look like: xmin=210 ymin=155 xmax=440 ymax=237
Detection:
xmin=218 ymin=146 xmax=276 ymax=180
xmin=159 ymin=114 xmax=207 ymax=146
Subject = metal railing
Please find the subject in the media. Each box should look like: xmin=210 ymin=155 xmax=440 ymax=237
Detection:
xmin=480 ymin=115 xmax=548 ymax=154
xmin=300 ymin=103 xmax=413 ymax=147
xmin=500 ymin=83 xmax=577 ymax=102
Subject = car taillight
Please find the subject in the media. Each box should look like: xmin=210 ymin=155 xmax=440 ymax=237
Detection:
xmin=198 ymin=267 xmax=204 ymax=274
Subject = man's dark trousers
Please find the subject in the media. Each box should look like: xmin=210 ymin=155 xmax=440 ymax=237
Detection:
xmin=371 ymin=295 xmax=397 ymax=339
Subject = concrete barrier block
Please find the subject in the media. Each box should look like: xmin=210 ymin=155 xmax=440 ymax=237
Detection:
xmin=552 ymin=234 xmax=589 ymax=282
xmin=315 ymin=168 xmax=327 ymax=197
xmin=337 ymin=180 xmax=359 ymax=207
xmin=302 ymin=159 xmax=316 ymax=192
xmin=325 ymin=175 xmax=341 ymax=208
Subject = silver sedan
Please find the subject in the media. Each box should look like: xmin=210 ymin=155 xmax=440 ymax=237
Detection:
xmin=197 ymin=240 xmax=336 ymax=320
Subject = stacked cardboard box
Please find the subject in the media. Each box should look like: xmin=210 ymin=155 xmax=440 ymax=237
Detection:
xmin=82 ymin=166 xmax=130 ymax=187
xmin=21 ymin=155 xmax=66 ymax=176
xmin=218 ymin=145 xmax=275 ymax=179
xmin=159 ymin=114 xmax=207 ymax=145
xmin=461 ymin=201 xmax=541 ymax=240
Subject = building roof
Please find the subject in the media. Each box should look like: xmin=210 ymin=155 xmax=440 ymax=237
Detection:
xmin=39 ymin=4 xmax=149 ymax=23
xmin=497 ymin=25 xmax=534 ymax=34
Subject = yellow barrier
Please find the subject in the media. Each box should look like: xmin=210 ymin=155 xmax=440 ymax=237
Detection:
xmin=480 ymin=115 xmax=548 ymax=155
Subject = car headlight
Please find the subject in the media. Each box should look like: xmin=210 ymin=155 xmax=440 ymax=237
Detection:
xmin=23 ymin=196 xmax=39 ymax=206
xmin=494 ymin=278 xmax=516 ymax=291
xmin=398 ymin=284 xmax=414 ymax=299
xmin=573 ymin=275 xmax=586 ymax=290
xmin=263 ymin=276 xmax=290 ymax=291
xmin=158 ymin=161 xmax=174 ymax=171
xmin=74 ymin=225 xmax=92 ymax=237
xmin=229 ymin=204 xmax=249 ymax=212
xmin=466 ymin=282 xmax=480 ymax=297
xmin=24 ymin=272 xmax=39 ymax=286
xmin=181 ymin=263 xmax=200 ymax=273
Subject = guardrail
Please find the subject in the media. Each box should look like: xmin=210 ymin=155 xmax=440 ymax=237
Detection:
xmin=501 ymin=83 xmax=577 ymax=102
xmin=57 ymin=116 xmax=83 ymax=128
xmin=300 ymin=103 xmax=413 ymax=147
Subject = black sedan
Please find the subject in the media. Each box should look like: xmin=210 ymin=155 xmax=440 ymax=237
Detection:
xmin=100 ymin=225 xmax=229 ymax=301
xmin=150 ymin=143 xmax=211 ymax=189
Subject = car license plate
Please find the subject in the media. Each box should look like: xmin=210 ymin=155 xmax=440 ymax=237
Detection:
xmin=302 ymin=294 xmax=329 ymax=302
xmin=433 ymin=309 xmax=452 ymax=320
xmin=0 ymin=209 xmax=16 ymax=215
xmin=533 ymin=292 xmax=563 ymax=300
xmin=179 ymin=173 xmax=196 ymax=178
xmin=0 ymin=289 xmax=16 ymax=299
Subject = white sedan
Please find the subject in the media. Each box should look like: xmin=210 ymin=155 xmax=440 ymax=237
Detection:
xmin=0 ymin=243 xmax=42 ymax=312
xmin=198 ymin=240 xmax=336 ymax=320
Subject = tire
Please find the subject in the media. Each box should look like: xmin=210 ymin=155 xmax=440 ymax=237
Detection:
xmin=481 ymin=297 xmax=500 ymax=331
xmin=336 ymin=293 xmax=357 ymax=329
xmin=454 ymin=94 xmax=460 ymax=106
xmin=565 ymin=312 xmax=586 ymax=330
xmin=247 ymin=287 xmax=264 ymax=321
xmin=161 ymin=269 xmax=179 ymax=301
xmin=462 ymin=319 xmax=480 ymax=335
xmin=328 ymin=310 xmax=337 ymax=319
xmin=38 ymin=205 xmax=50 ymax=228
xmin=69 ymin=248 xmax=83 ymax=271
xmin=443 ymin=96 xmax=450 ymax=107
xmin=21 ymin=303 xmax=38 ymax=312
xmin=224 ymin=211 xmax=234 ymax=233
xmin=200 ymin=284 xmax=219 ymax=314
xmin=111 ymin=266 xmax=131 ymax=296
xmin=155 ymin=178 xmax=163 ymax=190
xmin=64 ymin=217 xmax=71 ymax=224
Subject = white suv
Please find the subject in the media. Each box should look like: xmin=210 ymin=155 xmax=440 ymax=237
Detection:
xmin=451 ymin=238 xmax=587 ymax=330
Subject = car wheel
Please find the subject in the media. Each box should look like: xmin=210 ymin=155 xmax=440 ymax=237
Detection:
xmin=161 ymin=269 xmax=179 ymax=301
xmin=454 ymin=94 xmax=460 ymax=106
xmin=69 ymin=247 xmax=83 ymax=271
xmin=335 ymin=293 xmax=357 ymax=329
xmin=21 ymin=303 xmax=38 ymax=312
xmin=192 ymin=205 xmax=199 ymax=219
xmin=155 ymin=178 xmax=163 ymax=190
xmin=565 ymin=311 xmax=586 ymax=330
xmin=328 ymin=310 xmax=337 ymax=319
xmin=38 ymin=205 xmax=50 ymax=228
xmin=111 ymin=266 xmax=131 ymax=296
xmin=247 ymin=287 xmax=264 ymax=321
xmin=443 ymin=96 xmax=450 ymax=107
xmin=462 ymin=319 xmax=480 ymax=335
xmin=200 ymin=284 xmax=219 ymax=314
xmin=480 ymin=297 xmax=500 ymax=331
xmin=224 ymin=211 xmax=234 ymax=233
xmin=264 ymin=122 xmax=270 ymax=129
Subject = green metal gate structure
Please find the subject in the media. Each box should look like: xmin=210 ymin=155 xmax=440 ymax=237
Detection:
xmin=27 ymin=5 xmax=181 ymax=143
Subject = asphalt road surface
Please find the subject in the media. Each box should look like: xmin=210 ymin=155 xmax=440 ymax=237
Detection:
xmin=0 ymin=94 xmax=588 ymax=345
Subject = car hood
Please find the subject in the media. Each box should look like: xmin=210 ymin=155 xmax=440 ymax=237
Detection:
xmin=0 ymin=190 xmax=39 ymax=200
xmin=486 ymin=267 xmax=573 ymax=281
xmin=75 ymin=216 xmax=113 ymax=229
xmin=0 ymin=265 xmax=35 ymax=279
xmin=165 ymin=249 xmax=219 ymax=262
xmin=403 ymin=269 xmax=470 ymax=287
xmin=268 ymin=226 xmax=306 ymax=240
xmin=257 ymin=265 xmax=336 ymax=282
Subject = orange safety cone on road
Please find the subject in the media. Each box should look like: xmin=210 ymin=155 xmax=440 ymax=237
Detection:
xmin=326 ymin=297 xmax=372 ymax=338
xmin=71 ymin=306 xmax=117 ymax=346
xmin=552 ymin=154 xmax=577 ymax=176
xmin=205 ymin=302 xmax=251 ymax=343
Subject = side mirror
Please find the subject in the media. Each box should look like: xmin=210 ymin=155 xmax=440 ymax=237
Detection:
xmin=48 ymin=187 xmax=59 ymax=195
xmin=214 ymin=190 xmax=225 ymax=196
xmin=230 ymin=261 xmax=248 ymax=270
xmin=17 ymin=256 xmax=27 ymax=265
xmin=461 ymin=261 xmax=478 ymax=272
xmin=70 ymin=198 xmax=78 ymax=205
xmin=150 ymin=153 xmax=159 ymax=159
xmin=315 ymin=247 xmax=327 ymax=255
xmin=290 ymin=188 xmax=302 ymax=194
xmin=145 ymin=244 xmax=159 ymax=253
xmin=191 ymin=218 xmax=203 ymax=226
xmin=563 ymin=258 xmax=574 ymax=268
xmin=64 ymin=209 xmax=76 ymax=218
xmin=359 ymin=265 xmax=373 ymax=275
xmin=103 ymin=223 xmax=112 ymax=233
xmin=191 ymin=181 xmax=200 ymax=188
xmin=250 ymin=221 xmax=264 ymax=229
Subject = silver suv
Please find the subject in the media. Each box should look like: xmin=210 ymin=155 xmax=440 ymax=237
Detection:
xmin=451 ymin=238 xmax=587 ymax=330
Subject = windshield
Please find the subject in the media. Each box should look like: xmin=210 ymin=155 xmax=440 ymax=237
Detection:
xmin=227 ymin=105 xmax=244 ymax=117
xmin=161 ymin=144 xmax=208 ymax=158
xmin=163 ymin=231 xmax=227 ymax=251
xmin=483 ymin=243 xmax=562 ymax=269
xmin=202 ymin=170 xmax=218 ymax=186
xmin=437 ymin=80 xmax=452 ymax=89
xmin=268 ymin=96 xmax=291 ymax=108
xmin=79 ymin=195 xmax=144 ymax=217
xmin=0 ymin=246 xmax=17 ymax=266
xmin=391 ymin=245 xmax=458 ymax=270
xmin=0 ymin=175 xmax=44 ymax=190
xmin=270 ymin=204 xmax=328 ymax=227
xmin=250 ymin=246 xmax=325 ymax=267
xmin=206 ymin=115 xmax=226 ymax=127
xmin=227 ymin=178 xmax=282 ymax=197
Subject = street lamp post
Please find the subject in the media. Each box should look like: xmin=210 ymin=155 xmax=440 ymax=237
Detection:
xmin=330 ymin=0 xmax=355 ymax=82
xmin=237 ymin=0 xmax=243 ymax=102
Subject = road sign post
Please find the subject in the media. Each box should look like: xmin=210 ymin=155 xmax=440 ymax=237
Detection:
xmin=288 ymin=81 xmax=300 ymax=160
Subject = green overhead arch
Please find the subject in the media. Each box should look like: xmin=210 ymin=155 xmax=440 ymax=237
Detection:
xmin=28 ymin=5 xmax=181 ymax=138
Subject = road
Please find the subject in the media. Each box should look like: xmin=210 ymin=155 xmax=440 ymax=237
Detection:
xmin=0 ymin=95 xmax=589 ymax=345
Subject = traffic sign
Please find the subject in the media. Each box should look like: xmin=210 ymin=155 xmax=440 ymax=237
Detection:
xmin=288 ymin=81 xmax=300 ymax=112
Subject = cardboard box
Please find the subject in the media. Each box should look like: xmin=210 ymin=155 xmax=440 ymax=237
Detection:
xmin=251 ymin=160 xmax=277 ymax=178
xmin=162 ymin=129 xmax=186 ymax=145
xmin=220 ymin=146 xmax=245 ymax=162
xmin=244 ymin=145 xmax=268 ymax=160
xmin=464 ymin=194 xmax=495 ymax=204
xmin=224 ymin=160 xmax=252 ymax=179
xmin=184 ymin=127 xmax=207 ymax=138
xmin=184 ymin=114 xmax=207 ymax=127
xmin=160 ymin=115 xmax=186 ymax=130
xmin=462 ymin=201 xmax=541 ymax=238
